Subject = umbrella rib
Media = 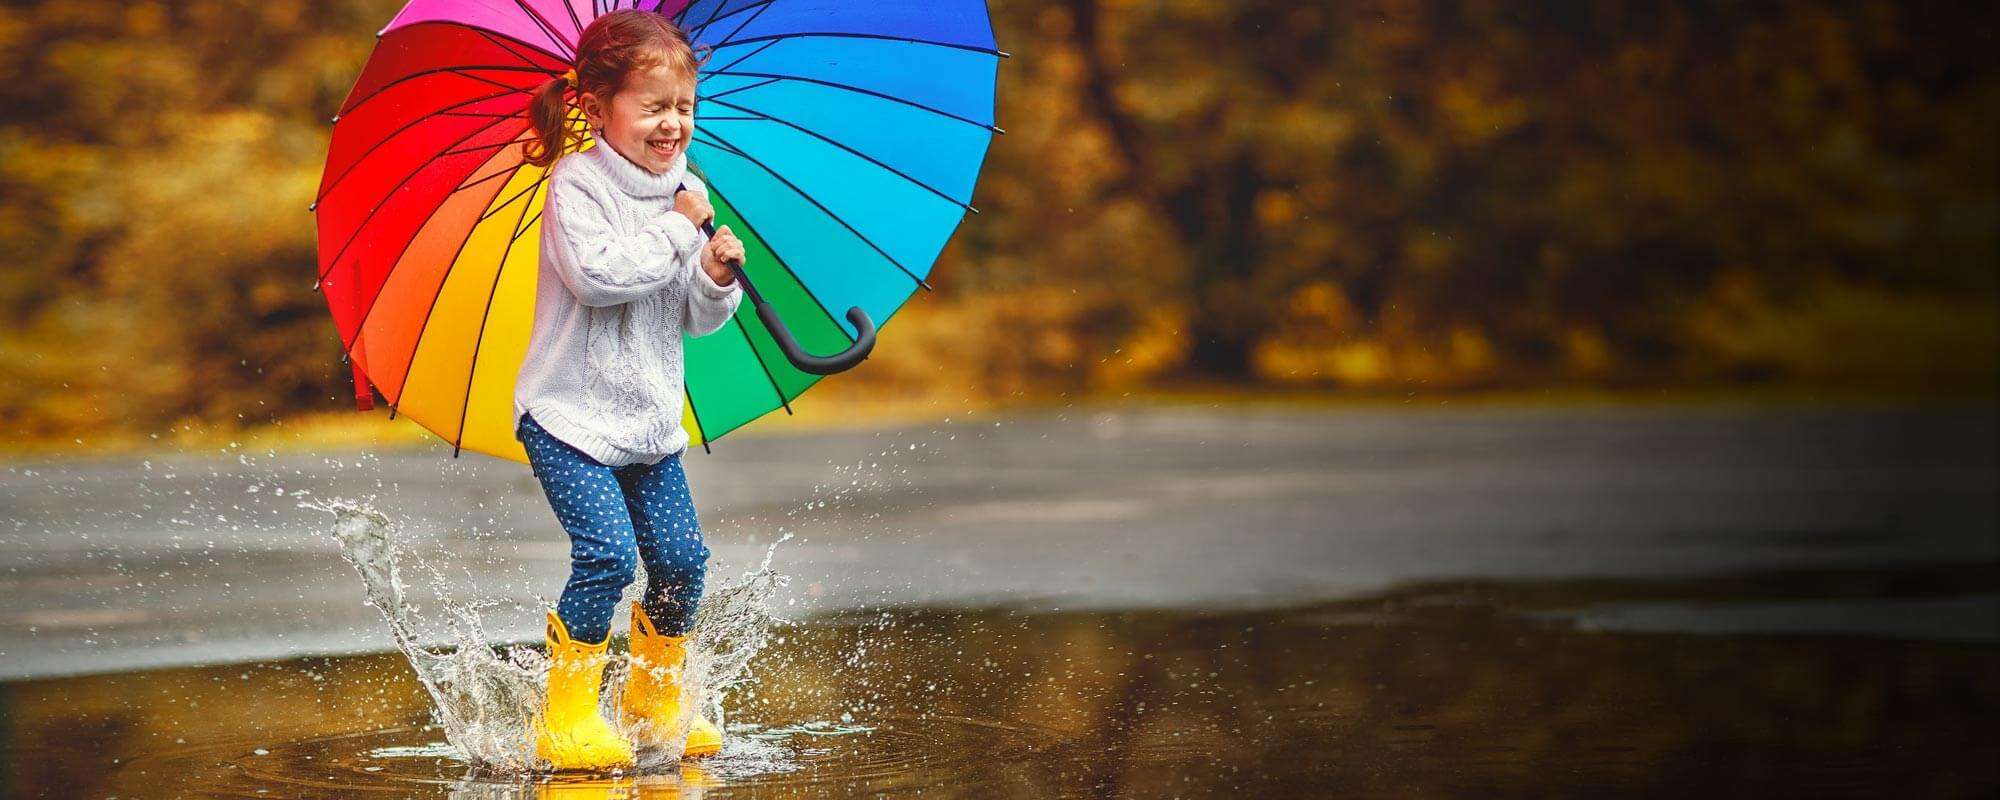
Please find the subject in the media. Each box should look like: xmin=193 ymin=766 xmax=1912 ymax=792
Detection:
xmin=702 ymin=70 xmax=1000 ymax=133
xmin=694 ymin=0 xmax=776 ymax=49
xmin=319 ymin=112 xmax=524 ymax=284
xmin=430 ymin=20 xmax=580 ymax=65
xmin=711 ymin=31 xmax=1006 ymax=59
xmin=343 ymin=151 xmax=523 ymax=353
xmin=348 ymin=134 xmax=540 ymax=244
xmin=341 ymin=65 xmax=551 ymax=118
xmin=682 ymin=387 xmax=714 ymax=454
xmin=703 ymin=96 xmax=976 ymax=212
xmin=730 ymin=312 xmax=795 ymax=414
xmin=448 ymin=162 xmax=546 ymax=456
xmin=693 ymin=131 xmax=745 ymax=157
xmin=686 ymin=0 xmax=742 ymax=43
xmin=341 ymin=22 xmax=574 ymax=117
xmin=350 ymin=136 xmax=581 ymax=373
xmin=472 ymin=27 xmax=558 ymax=71
xmin=454 ymin=156 xmax=529 ymax=193
xmin=444 ymin=135 xmax=538 ymax=157
xmin=705 ymin=38 xmax=778 ymax=76
xmin=455 ymin=68 xmax=556 ymax=99
xmin=701 ymin=127 xmax=935 ymax=291
xmin=701 ymin=77 xmax=779 ymax=102
xmin=340 ymin=159 xmax=517 ymax=394
xmin=557 ymin=0 xmax=587 ymax=41
xmin=320 ymin=86 xmax=526 ymax=203
xmin=477 ymin=165 xmax=558 ymax=222
xmin=697 ymin=174 xmax=853 ymax=343
xmin=507 ymin=0 xmax=579 ymax=61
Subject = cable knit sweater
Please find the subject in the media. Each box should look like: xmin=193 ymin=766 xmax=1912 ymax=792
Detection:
xmin=513 ymin=141 xmax=743 ymax=466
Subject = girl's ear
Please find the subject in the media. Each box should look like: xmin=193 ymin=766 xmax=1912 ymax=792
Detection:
xmin=580 ymin=92 xmax=607 ymax=133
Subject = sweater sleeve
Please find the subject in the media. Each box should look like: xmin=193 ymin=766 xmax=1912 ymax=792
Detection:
xmin=685 ymin=262 xmax=744 ymax=336
xmin=677 ymin=178 xmax=744 ymax=336
xmin=544 ymin=169 xmax=704 ymax=308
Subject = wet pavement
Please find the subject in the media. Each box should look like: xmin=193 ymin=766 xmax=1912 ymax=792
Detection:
xmin=2 ymin=404 xmax=1994 ymax=679
xmin=2 ymin=403 xmax=1998 ymax=796
xmin=4 ymin=567 xmax=1996 ymax=798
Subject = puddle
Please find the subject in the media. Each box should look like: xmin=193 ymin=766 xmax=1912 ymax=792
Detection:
xmin=5 ymin=579 xmax=1997 ymax=797
xmin=311 ymin=501 xmax=787 ymax=771
xmin=1546 ymin=595 xmax=2000 ymax=642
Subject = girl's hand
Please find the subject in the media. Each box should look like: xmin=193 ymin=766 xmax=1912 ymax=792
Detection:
xmin=674 ymin=189 xmax=714 ymax=229
xmin=700 ymin=225 xmax=744 ymax=285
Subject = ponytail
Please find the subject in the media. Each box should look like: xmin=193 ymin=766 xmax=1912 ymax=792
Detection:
xmin=523 ymin=76 xmax=577 ymax=168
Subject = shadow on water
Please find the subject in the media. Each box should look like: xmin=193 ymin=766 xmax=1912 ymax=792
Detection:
xmin=3 ymin=565 xmax=1998 ymax=798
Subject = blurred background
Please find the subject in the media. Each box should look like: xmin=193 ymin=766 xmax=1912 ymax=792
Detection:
xmin=1 ymin=0 xmax=1994 ymax=446
xmin=2 ymin=2 xmax=1997 ymax=797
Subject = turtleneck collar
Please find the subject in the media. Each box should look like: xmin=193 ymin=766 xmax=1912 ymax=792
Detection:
xmin=580 ymin=137 xmax=687 ymax=199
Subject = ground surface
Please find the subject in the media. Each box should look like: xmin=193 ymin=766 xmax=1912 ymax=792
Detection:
xmin=1 ymin=403 xmax=1994 ymax=679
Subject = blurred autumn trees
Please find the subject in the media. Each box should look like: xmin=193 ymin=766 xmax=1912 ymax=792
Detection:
xmin=2 ymin=1 xmax=1995 ymax=440
xmin=960 ymin=0 xmax=1999 ymax=393
xmin=1 ymin=1 xmax=388 ymax=437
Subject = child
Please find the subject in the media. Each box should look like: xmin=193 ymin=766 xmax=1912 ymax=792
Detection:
xmin=512 ymin=10 xmax=746 ymax=771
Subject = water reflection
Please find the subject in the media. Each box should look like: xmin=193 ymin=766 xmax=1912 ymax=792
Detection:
xmin=4 ymin=572 xmax=1997 ymax=797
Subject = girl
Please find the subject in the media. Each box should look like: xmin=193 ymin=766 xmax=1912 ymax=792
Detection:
xmin=512 ymin=10 xmax=745 ymax=770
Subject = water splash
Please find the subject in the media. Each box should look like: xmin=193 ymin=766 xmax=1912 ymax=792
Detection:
xmin=310 ymin=499 xmax=787 ymax=774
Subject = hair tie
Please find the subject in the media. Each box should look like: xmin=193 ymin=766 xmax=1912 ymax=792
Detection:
xmin=559 ymin=68 xmax=578 ymax=88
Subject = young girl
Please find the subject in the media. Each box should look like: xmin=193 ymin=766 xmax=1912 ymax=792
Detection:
xmin=512 ymin=10 xmax=745 ymax=771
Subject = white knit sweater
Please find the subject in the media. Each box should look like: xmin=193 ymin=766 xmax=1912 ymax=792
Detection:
xmin=513 ymin=141 xmax=743 ymax=466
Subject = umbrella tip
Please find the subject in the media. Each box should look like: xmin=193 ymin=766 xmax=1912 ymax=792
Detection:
xmin=308 ymin=201 xmax=317 ymax=212
xmin=998 ymin=50 xmax=1012 ymax=59
xmin=311 ymin=279 xmax=322 ymax=292
xmin=919 ymin=279 xmax=935 ymax=292
xmin=992 ymin=126 xmax=1007 ymax=135
xmin=968 ymin=205 xmax=981 ymax=215
xmin=330 ymin=115 xmax=340 ymax=124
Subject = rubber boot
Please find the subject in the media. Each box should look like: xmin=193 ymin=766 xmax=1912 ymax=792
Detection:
xmin=534 ymin=610 xmax=636 ymax=771
xmin=619 ymin=601 xmax=723 ymax=757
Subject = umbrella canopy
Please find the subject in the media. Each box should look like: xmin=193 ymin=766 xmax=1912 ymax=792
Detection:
xmin=315 ymin=0 xmax=1000 ymax=461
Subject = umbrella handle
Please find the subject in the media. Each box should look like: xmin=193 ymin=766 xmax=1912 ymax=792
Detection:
xmin=745 ymin=273 xmax=877 ymax=376
xmin=701 ymin=219 xmax=876 ymax=376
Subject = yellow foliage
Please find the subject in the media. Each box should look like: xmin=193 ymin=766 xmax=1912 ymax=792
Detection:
xmin=1687 ymin=276 xmax=2000 ymax=391
xmin=2 ymin=0 xmax=1997 ymax=446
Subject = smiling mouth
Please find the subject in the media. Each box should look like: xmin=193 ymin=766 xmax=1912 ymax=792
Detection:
xmin=647 ymin=139 xmax=681 ymax=158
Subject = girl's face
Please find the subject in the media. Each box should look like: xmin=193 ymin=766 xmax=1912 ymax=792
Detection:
xmin=581 ymin=61 xmax=696 ymax=175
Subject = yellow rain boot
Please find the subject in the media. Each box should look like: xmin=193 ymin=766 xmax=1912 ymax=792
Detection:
xmin=620 ymin=601 xmax=724 ymax=757
xmin=534 ymin=611 xmax=636 ymax=771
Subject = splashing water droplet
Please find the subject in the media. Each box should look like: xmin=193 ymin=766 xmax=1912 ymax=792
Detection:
xmin=308 ymin=500 xmax=787 ymax=774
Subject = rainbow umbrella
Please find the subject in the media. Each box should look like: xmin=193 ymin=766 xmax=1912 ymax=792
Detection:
xmin=314 ymin=0 xmax=1001 ymax=461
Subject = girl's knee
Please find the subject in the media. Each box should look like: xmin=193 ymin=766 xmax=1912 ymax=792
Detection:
xmin=571 ymin=546 xmax=639 ymax=590
xmin=645 ymin=541 xmax=709 ymax=582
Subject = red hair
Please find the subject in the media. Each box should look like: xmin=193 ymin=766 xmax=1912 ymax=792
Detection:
xmin=524 ymin=10 xmax=704 ymax=168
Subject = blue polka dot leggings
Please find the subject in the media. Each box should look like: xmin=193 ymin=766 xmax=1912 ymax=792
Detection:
xmin=517 ymin=413 xmax=709 ymax=644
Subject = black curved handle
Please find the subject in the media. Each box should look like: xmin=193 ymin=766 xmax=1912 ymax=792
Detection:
xmin=697 ymin=214 xmax=875 ymax=375
xmin=750 ymin=289 xmax=876 ymax=375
